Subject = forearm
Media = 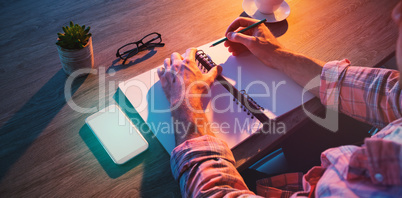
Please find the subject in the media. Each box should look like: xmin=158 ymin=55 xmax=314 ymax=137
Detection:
xmin=272 ymin=50 xmax=401 ymax=127
xmin=319 ymin=62 xmax=402 ymax=127
xmin=170 ymin=135 xmax=255 ymax=197
xmin=171 ymin=103 xmax=215 ymax=146
xmin=170 ymin=105 xmax=255 ymax=197
xmin=271 ymin=49 xmax=325 ymax=97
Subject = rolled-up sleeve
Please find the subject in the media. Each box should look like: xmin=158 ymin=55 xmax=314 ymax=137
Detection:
xmin=170 ymin=135 xmax=258 ymax=198
xmin=348 ymin=120 xmax=402 ymax=186
xmin=320 ymin=60 xmax=402 ymax=128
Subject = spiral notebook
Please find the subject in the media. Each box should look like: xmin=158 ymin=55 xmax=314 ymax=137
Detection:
xmin=118 ymin=40 xmax=314 ymax=154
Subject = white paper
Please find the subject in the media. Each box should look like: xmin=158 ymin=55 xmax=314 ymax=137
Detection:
xmin=118 ymin=40 xmax=314 ymax=154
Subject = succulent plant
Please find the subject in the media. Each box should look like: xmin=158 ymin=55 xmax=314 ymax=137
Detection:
xmin=56 ymin=21 xmax=92 ymax=49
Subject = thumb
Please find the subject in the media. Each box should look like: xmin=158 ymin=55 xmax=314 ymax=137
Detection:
xmin=205 ymin=65 xmax=222 ymax=85
xmin=227 ymin=32 xmax=254 ymax=46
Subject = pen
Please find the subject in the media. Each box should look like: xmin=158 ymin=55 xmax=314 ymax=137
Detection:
xmin=210 ymin=18 xmax=267 ymax=47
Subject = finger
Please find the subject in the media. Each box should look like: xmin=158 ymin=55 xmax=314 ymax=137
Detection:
xmin=226 ymin=17 xmax=260 ymax=35
xmin=392 ymin=1 xmax=402 ymax=24
xmin=157 ymin=66 xmax=165 ymax=78
xmin=232 ymin=45 xmax=249 ymax=56
xmin=184 ymin=48 xmax=197 ymax=62
xmin=226 ymin=32 xmax=254 ymax=47
xmin=205 ymin=65 xmax=222 ymax=85
xmin=183 ymin=48 xmax=198 ymax=70
xmin=224 ymin=40 xmax=249 ymax=56
xmin=157 ymin=66 xmax=169 ymax=88
xmin=228 ymin=46 xmax=233 ymax=52
xmin=232 ymin=51 xmax=240 ymax=56
xmin=164 ymin=58 xmax=171 ymax=71
xmin=232 ymin=51 xmax=243 ymax=56
xmin=171 ymin=52 xmax=183 ymax=61
xmin=224 ymin=40 xmax=242 ymax=48
xmin=171 ymin=52 xmax=183 ymax=71
xmin=224 ymin=40 xmax=230 ymax=47
xmin=163 ymin=69 xmax=176 ymax=84
xmin=164 ymin=58 xmax=175 ymax=83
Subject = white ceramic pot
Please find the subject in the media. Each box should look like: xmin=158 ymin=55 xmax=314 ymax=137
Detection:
xmin=57 ymin=37 xmax=94 ymax=75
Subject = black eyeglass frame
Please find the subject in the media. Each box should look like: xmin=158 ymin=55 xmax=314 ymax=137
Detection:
xmin=116 ymin=32 xmax=165 ymax=64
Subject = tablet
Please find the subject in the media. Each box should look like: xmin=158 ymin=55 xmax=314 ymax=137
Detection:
xmin=85 ymin=104 xmax=148 ymax=164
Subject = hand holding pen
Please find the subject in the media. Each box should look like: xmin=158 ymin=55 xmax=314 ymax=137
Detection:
xmin=210 ymin=18 xmax=267 ymax=47
xmin=221 ymin=17 xmax=285 ymax=68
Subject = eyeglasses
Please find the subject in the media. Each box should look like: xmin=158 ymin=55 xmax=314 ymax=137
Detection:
xmin=116 ymin=32 xmax=165 ymax=65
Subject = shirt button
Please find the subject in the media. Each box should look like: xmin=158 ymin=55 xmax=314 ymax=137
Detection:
xmin=375 ymin=173 xmax=384 ymax=182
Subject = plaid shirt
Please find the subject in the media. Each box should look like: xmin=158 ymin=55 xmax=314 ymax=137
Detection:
xmin=170 ymin=60 xmax=402 ymax=197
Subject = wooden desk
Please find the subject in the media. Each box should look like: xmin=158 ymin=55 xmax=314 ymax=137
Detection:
xmin=0 ymin=0 xmax=398 ymax=197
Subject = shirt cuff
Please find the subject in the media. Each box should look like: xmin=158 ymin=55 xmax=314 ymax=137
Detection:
xmin=170 ymin=135 xmax=235 ymax=181
xmin=319 ymin=59 xmax=350 ymax=108
xmin=348 ymin=137 xmax=402 ymax=186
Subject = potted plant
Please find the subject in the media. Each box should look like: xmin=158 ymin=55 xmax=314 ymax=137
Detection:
xmin=56 ymin=21 xmax=94 ymax=75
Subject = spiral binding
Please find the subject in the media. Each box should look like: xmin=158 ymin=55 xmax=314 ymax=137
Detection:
xmin=195 ymin=50 xmax=216 ymax=73
xmin=195 ymin=50 xmax=264 ymax=119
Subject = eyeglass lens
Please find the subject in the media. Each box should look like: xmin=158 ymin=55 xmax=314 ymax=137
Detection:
xmin=117 ymin=33 xmax=164 ymax=64
xmin=141 ymin=33 xmax=162 ymax=46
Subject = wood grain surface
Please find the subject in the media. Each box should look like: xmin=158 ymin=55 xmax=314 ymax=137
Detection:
xmin=0 ymin=0 xmax=398 ymax=197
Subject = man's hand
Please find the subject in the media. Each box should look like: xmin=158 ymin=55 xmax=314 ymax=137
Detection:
xmin=157 ymin=48 xmax=222 ymax=145
xmin=224 ymin=17 xmax=325 ymax=97
xmin=224 ymin=17 xmax=285 ymax=69
xmin=157 ymin=48 xmax=222 ymax=110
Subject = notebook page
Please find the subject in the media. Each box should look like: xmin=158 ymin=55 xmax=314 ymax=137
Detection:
xmin=118 ymin=68 xmax=261 ymax=154
xmin=197 ymin=41 xmax=315 ymax=118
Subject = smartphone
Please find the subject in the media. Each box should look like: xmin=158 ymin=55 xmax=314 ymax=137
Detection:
xmin=85 ymin=104 xmax=148 ymax=164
